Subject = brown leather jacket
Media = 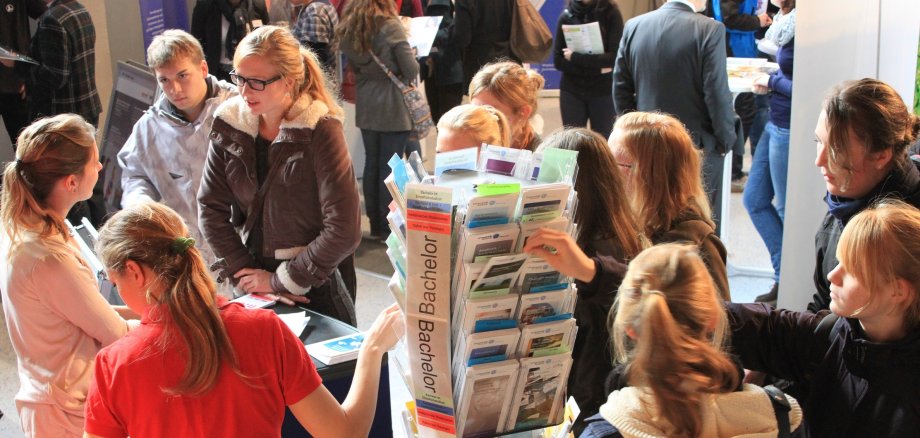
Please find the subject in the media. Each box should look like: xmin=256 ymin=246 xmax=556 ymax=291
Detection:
xmin=198 ymin=94 xmax=361 ymax=295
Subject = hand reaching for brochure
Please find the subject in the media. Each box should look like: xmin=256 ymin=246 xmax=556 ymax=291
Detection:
xmin=363 ymin=304 xmax=405 ymax=355
xmin=523 ymin=228 xmax=596 ymax=283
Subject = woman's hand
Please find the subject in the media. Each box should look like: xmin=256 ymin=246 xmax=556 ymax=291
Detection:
xmin=563 ymin=48 xmax=574 ymax=61
xmin=752 ymin=75 xmax=770 ymax=95
xmin=522 ymin=228 xmax=596 ymax=283
xmin=362 ymin=304 xmax=405 ymax=356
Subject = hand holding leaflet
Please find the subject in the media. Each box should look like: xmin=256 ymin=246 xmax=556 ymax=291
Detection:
xmin=561 ymin=22 xmax=605 ymax=55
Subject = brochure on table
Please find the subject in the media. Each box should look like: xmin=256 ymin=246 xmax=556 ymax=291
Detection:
xmin=386 ymin=147 xmax=581 ymax=437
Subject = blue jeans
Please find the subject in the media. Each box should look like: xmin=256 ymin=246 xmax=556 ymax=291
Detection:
xmin=742 ymin=122 xmax=790 ymax=282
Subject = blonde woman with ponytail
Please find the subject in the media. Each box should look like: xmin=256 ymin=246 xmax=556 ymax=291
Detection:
xmin=198 ymin=25 xmax=362 ymax=325
xmin=0 ymin=115 xmax=135 ymax=437
xmin=469 ymin=61 xmax=545 ymax=151
xmin=84 ymin=202 xmax=404 ymax=438
xmin=435 ymin=104 xmax=512 ymax=153
xmin=581 ymin=243 xmax=803 ymax=438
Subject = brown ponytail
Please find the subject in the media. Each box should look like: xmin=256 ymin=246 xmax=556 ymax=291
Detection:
xmin=611 ymin=244 xmax=738 ymax=437
xmin=96 ymin=202 xmax=240 ymax=396
xmin=1 ymin=114 xmax=96 ymax=245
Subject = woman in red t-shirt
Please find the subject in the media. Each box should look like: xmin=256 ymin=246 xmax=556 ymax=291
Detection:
xmin=83 ymin=202 xmax=404 ymax=438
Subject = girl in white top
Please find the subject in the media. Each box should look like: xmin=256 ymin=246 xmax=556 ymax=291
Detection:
xmin=0 ymin=114 xmax=136 ymax=437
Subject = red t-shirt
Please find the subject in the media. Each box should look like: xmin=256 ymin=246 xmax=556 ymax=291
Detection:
xmin=84 ymin=301 xmax=322 ymax=437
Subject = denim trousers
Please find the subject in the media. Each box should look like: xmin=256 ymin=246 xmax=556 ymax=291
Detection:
xmin=742 ymin=122 xmax=790 ymax=282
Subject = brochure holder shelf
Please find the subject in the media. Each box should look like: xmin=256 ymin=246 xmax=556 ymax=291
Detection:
xmin=385 ymin=146 xmax=581 ymax=438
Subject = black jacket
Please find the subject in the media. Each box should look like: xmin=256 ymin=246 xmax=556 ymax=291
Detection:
xmin=729 ymin=303 xmax=920 ymax=437
xmin=419 ymin=0 xmax=463 ymax=87
xmin=613 ymin=1 xmax=736 ymax=153
xmin=191 ymin=0 xmax=269 ymax=78
xmin=568 ymin=235 xmax=627 ymax=435
xmin=809 ymin=157 xmax=920 ymax=312
xmin=553 ymin=0 xmax=624 ymax=98
xmin=453 ymin=0 xmax=519 ymax=88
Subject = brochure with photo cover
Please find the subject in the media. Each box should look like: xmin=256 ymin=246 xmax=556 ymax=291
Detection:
xmin=452 ymin=327 xmax=521 ymax=376
xmin=468 ymin=253 xmax=529 ymax=297
xmin=479 ymin=144 xmax=532 ymax=178
xmin=306 ymin=332 xmax=365 ymax=365
xmin=516 ymin=288 xmax=576 ymax=325
xmin=454 ymin=294 xmax=519 ymax=337
xmin=465 ymin=191 xmax=520 ymax=228
xmin=518 ymin=318 xmax=577 ymax=358
xmin=506 ymin=353 xmax=573 ymax=432
xmin=454 ymin=359 xmax=520 ymax=438
xmin=516 ymin=257 xmax=567 ymax=294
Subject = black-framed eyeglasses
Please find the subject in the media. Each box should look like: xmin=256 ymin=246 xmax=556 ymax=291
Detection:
xmin=229 ymin=71 xmax=282 ymax=91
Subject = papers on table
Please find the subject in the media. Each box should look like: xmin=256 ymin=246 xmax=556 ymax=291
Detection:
xmin=277 ymin=312 xmax=310 ymax=337
xmin=231 ymin=293 xmax=276 ymax=309
xmin=306 ymin=332 xmax=365 ymax=365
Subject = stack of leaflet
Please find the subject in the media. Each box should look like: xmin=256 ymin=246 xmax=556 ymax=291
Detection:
xmin=385 ymin=144 xmax=581 ymax=438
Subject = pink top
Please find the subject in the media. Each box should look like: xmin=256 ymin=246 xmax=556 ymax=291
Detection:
xmin=0 ymin=229 xmax=131 ymax=433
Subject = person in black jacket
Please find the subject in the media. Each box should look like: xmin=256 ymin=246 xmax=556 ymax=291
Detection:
xmin=453 ymin=0 xmax=518 ymax=89
xmin=191 ymin=0 xmax=270 ymax=81
xmin=729 ymin=200 xmax=920 ymax=437
xmin=808 ymin=79 xmax=920 ymax=313
xmin=420 ymin=0 xmax=463 ymax=125
xmin=537 ymin=128 xmax=644 ymax=435
xmin=553 ymin=0 xmax=624 ymax=138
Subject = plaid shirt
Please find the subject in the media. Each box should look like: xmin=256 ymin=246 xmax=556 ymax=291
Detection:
xmin=292 ymin=0 xmax=338 ymax=45
xmin=26 ymin=0 xmax=101 ymax=123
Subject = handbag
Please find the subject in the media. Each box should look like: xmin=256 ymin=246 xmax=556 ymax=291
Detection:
xmin=510 ymin=0 xmax=553 ymax=63
xmin=369 ymin=52 xmax=434 ymax=139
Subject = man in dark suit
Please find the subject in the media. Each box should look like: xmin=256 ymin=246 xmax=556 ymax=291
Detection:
xmin=613 ymin=0 xmax=736 ymax=231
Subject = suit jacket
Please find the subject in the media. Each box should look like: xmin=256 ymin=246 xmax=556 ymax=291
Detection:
xmin=613 ymin=1 xmax=736 ymax=153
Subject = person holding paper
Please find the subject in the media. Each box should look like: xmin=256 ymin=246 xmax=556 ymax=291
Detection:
xmin=580 ymin=243 xmax=803 ymax=437
xmin=436 ymin=104 xmax=511 ymax=153
xmin=0 ymin=115 xmax=137 ymax=437
xmin=335 ymin=0 xmax=419 ymax=239
xmin=84 ymin=202 xmax=405 ymax=438
xmin=553 ymin=0 xmax=625 ymax=138
xmin=539 ymin=128 xmax=644 ymax=434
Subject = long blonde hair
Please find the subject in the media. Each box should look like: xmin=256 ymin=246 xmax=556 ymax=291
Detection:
xmin=234 ymin=25 xmax=343 ymax=119
xmin=611 ymin=243 xmax=738 ymax=438
xmin=838 ymin=200 xmax=920 ymax=328
xmin=96 ymin=202 xmax=239 ymax=396
xmin=1 ymin=114 xmax=96 ymax=243
xmin=613 ymin=112 xmax=713 ymax=236
xmin=469 ymin=62 xmax=544 ymax=150
xmin=437 ymin=104 xmax=512 ymax=148
xmin=334 ymin=0 xmax=398 ymax=54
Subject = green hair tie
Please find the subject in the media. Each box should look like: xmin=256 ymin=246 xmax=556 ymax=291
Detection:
xmin=172 ymin=237 xmax=196 ymax=255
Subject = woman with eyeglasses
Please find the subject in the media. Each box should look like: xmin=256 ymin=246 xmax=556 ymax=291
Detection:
xmin=335 ymin=0 xmax=420 ymax=240
xmin=198 ymin=25 xmax=362 ymax=325
xmin=526 ymin=112 xmax=730 ymax=311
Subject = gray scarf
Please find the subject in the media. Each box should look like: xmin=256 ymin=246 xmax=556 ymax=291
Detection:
xmin=765 ymin=9 xmax=796 ymax=47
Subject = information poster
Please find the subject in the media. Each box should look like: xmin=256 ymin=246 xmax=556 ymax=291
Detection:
xmin=100 ymin=62 xmax=158 ymax=213
xmin=138 ymin=0 xmax=189 ymax=51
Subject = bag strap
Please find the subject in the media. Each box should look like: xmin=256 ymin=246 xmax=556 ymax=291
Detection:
xmin=816 ymin=312 xmax=840 ymax=343
xmin=369 ymin=52 xmax=411 ymax=92
xmin=763 ymin=385 xmax=792 ymax=438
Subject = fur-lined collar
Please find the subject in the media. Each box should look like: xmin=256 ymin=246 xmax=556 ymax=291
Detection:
xmin=213 ymin=93 xmax=343 ymax=137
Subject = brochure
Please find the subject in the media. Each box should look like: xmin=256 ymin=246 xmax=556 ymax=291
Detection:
xmin=517 ymin=216 xmax=571 ymax=252
xmin=435 ymin=147 xmax=479 ymax=176
xmin=468 ymin=253 xmax=529 ymax=297
xmin=517 ymin=289 xmax=575 ymax=325
xmin=516 ymin=257 xmax=567 ymax=294
xmin=306 ymin=332 xmax=364 ymax=365
xmin=453 ymin=328 xmax=521 ymax=370
xmin=457 ymin=223 xmax=520 ymax=264
xmin=519 ymin=184 xmax=572 ymax=222
xmin=277 ymin=312 xmax=310 ymax=337
xmin=454 ymin=294 xmax=519 ymax=336
xmin=465 ymin=191 xmax=520 ymax=228
xmin=405 ymin=15 xmax=443 ymax=57
xmin=454 ymin=360 xmax=520 ymax=438
xmin=231 ymin=293 xmax=275 ymax=309
xmin=518 ymin=319 xmax=577 ymax=358
xmin=561 ymin=22 xmax=605 ymax=55
xmin=537 ymin=147 xmax=579 ymax=184
xmin=506 ymin=354 xmax=573 ymax=432
xmin=479 ymin=144 xmax=532 ymax=178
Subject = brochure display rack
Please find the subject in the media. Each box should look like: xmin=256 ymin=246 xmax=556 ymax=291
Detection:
xmin=385 ymin=146 xmax=580 ymax=438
